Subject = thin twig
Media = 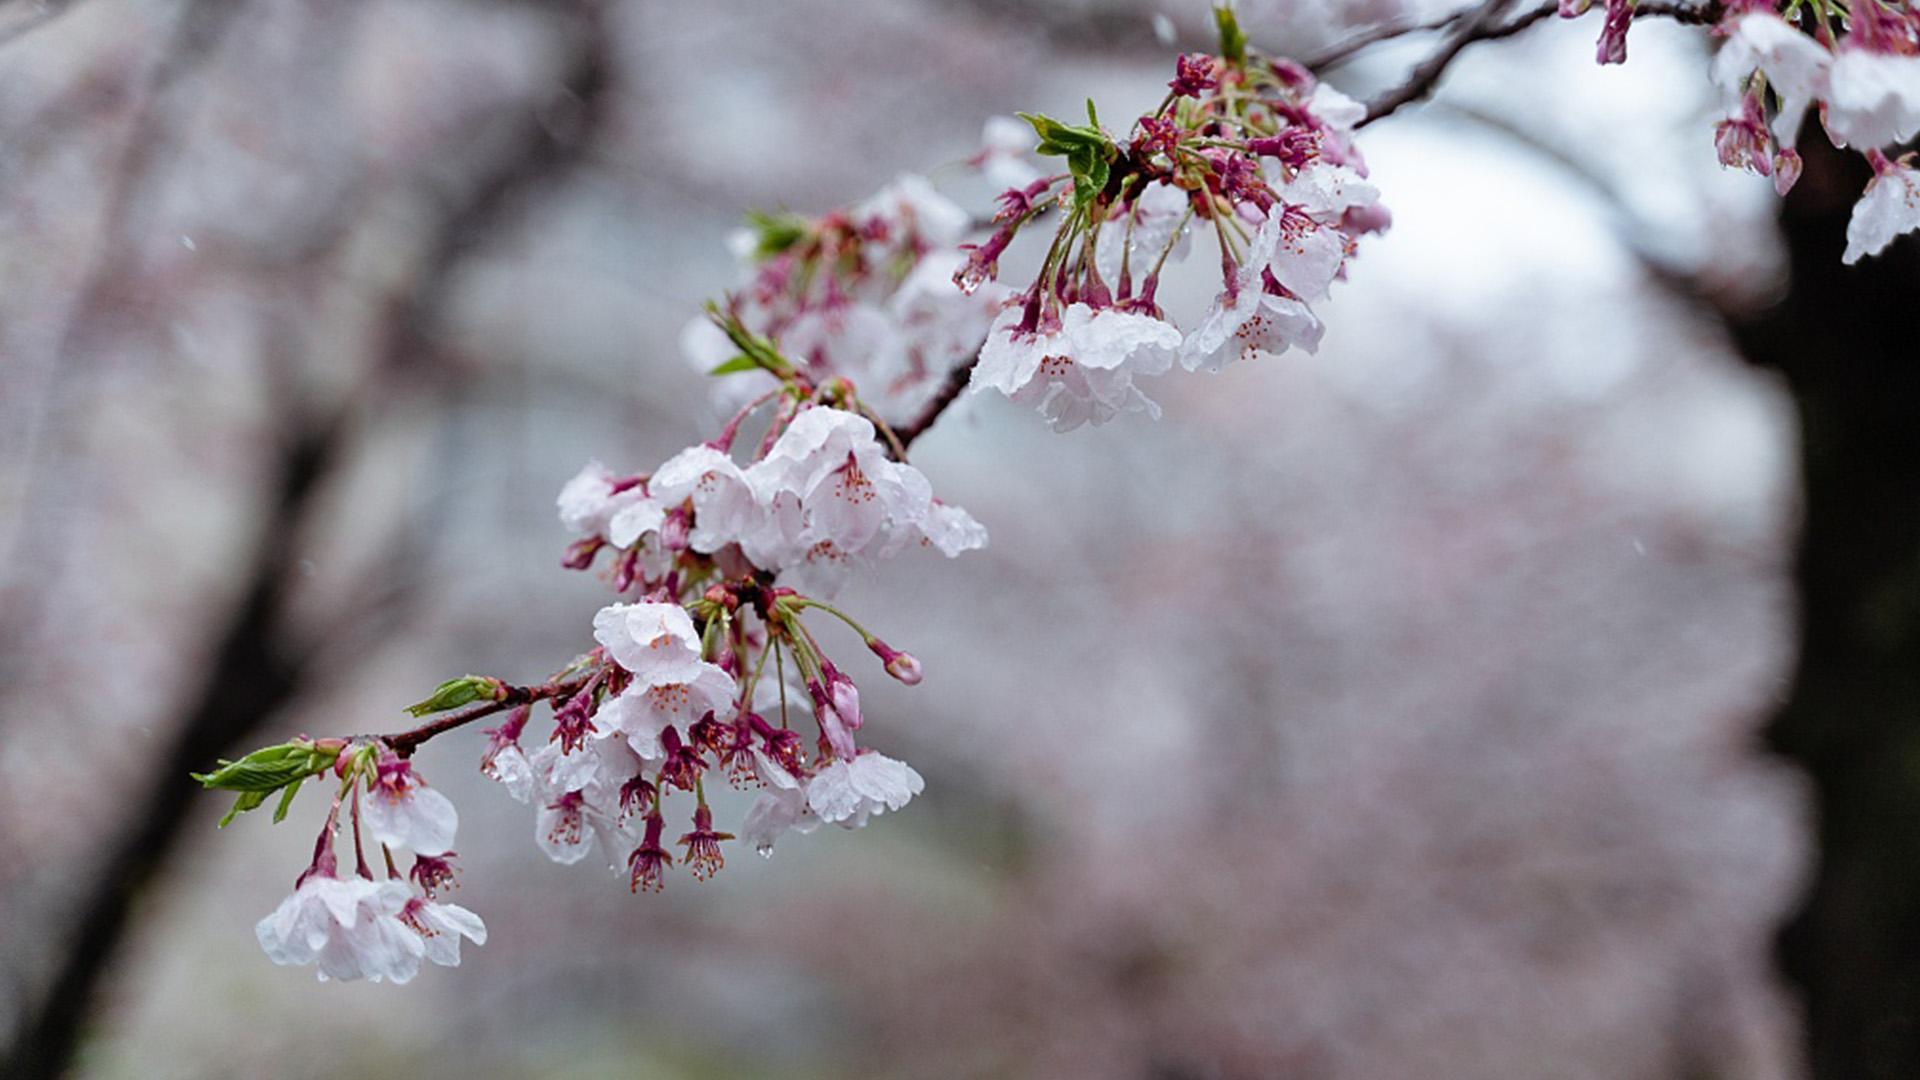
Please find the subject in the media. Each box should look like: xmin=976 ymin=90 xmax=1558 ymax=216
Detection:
xmin=1308 ymin=7 xmax=1474 ymax=72
xmin=1361 ymin=0 xmax=1522 ymax=127
xmin=383 ymin=673 xmax=595 ymax=757
xmin=1358 ymin=0 xmax=1724 ymax=128
xmin=892 ymin=361 xmax=975 ymax=450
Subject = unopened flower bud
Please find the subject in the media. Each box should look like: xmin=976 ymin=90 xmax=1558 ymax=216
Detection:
xmin=866 ymin=638 xmax=923 ymax=685
xmin=1772 ymin=149 xmax=1803 ymax=197
xmin=562 ymin=536 xmax=604 ymax=570
xmin=885 ymin=652 xmax=923 ymax=685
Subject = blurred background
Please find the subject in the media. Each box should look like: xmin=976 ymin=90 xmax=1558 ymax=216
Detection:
xmin=3 ymin=0 xmax=1915 ymax=1077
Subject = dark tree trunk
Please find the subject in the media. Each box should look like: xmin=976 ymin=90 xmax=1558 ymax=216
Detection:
xmin=1740 ymin=135 xmax=1920 ymax=1079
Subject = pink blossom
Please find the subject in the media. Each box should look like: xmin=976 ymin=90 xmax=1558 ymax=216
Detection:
xmin=806 ymin=751 xmax=926 ymax=828
xmin=1844 ymin=155 xmax=1920 ymax=264
xmin=361 ymin=750 xmax=459 ymax=856
xmin=255 ymin=873 xmax=424 ymax=983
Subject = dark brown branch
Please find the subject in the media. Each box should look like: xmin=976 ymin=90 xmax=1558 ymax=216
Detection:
xmin=383 ymin=673 xmax=595 ymax=757
xmin=1360 ymin=0 xmax=1522 ymax=128
xmin=1358 ymin=0 xmax=1724 ymax=128
xmin=893 ymin=360 xmax=976 ymax=450
xmin=1308 ymin=7 xmax=1473 ymax=72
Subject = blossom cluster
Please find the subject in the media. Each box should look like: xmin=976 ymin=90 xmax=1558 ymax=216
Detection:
xmin=557 ymin=398 xmax=985 ymax=599
xmin=480 ymin=587 xmax=929 ymax=895
xmin=247 ymin=746 xmax=486 ymax=984
xmin=211 ymin=384 xmax=970 ymax=980
xmin=683 ymin=176 xmax=1011 ymax=428
xmin=1569 ymin=0 xmax=1920 ymax=263
xmin=960 ymin=49 xmax=1388 ymax=431
xmin=685 ymin=44 xmax=1388 ymax=435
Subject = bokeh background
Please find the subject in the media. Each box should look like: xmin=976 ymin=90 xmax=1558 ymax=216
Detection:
xmin=4 ymin=0 xmax=1914 ymax=1077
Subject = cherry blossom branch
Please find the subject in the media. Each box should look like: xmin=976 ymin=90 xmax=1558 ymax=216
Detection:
xmin=1308 ymin=6 xmax=1479 ymax=71
xmin=381 ymin=672 xmax=598 ymax=757
xmin=891 ymin=359 xmax=975 ymax=450
xmin=1359 ymin=0 xmax=1523 ymax=127
xmin=1357 ymin=0 xmax=1726 ymax=127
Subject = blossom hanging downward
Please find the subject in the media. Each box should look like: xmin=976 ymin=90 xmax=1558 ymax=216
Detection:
xmin=1824 ymin=1 xmax=1920 ymax=150
xmin=963 ymin=48 xmax=1384 ymax=429
xmin=361 ymin=749 xmax=459 ymax=857
xmin=256 ymin=873 xmax=425 ymax=984
xmin=982 ymin=302 xmax=1181 ymax=431
xmin=806 ymin=752 xmax=926 ymax=829
xmin=255 ymin=775 xmax=486 ymax=983
xmin=559 ymin=400 xmax=985 ymax=601
xmin=1845 ymin=151 xmax=1920 ymax=264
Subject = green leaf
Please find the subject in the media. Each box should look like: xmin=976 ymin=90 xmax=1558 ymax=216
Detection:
xmin=405 ymin=674 xmax=503 ymax=717
xmin=1214 ymin=5 xmax=1247 ymax=64
xmin=1016 ymin=112 xmax=1116 ymax=214
xmin=744 ymin=209 xmax=810 ymax=260
xmin=193 ymin=742 xmax=339 ymax=793
xmin=1017 ymin=111 xmax=1108 ymax=156
xmin=218 ymin=790 xmax=268 ymax=829
xmin=704 ymin=302 xmax=795 ymax=377
xmin=272 ymin=776 xmax=305 ymax=824
xmin=195 ymin=739 xmax=342 ymax=827
xmin=707 ymin=354 xmax=761 ymax=377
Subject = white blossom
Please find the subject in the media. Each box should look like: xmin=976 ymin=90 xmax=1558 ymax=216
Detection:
xmin=255 ymin=875 xmax=425 ymax=984
xmin=361 ymin=761 xmax=459 ymax=857
xmin=1264 ymin=204 xmax=1347 ymax=304
xmin=1844 ymin=163 xmax=1920 ymax=265
xmin=557 ymin=460 xmax=648 ymax=542
xmin=805 ymin=751 xmax=926 ymax=828
xmin=593 ymin=601 xmax=706 ymax=685
xmin=1308 ymin=82 xmax=1365 ymax=131
xmin=605 ymin=496 xmax=665 ymax=551
xmin=400 ymin=896 xmax=488 ymax=968
xmin=597 ymin=661 xmax=737 ymax=759
xmin=854 ymin=173 xmax=971 ymax=251
xmin=881 ymin=499 xmax=990 ymax=559
xmin=483 ymin=741 xmax=535 ymax=803
xmin=646 ymin=444 xmax=761 ymax=553
xmin=1826 ymin=49 xmax=1920 ymax=150
xmin=740 ymin=749 xmax=821 ymax=855
xmin=743 ymin=407 xmax=942 ymax=584
xmin=1276 ymin=162 xmax=1381 ymax=222
xmin=1182 ymin=213 xmax=1325 ymax=371
xmin=528 ymin=741 xmax=637 ymax=868
xmin=971 ymin=303 xmax=1180 ymax=433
